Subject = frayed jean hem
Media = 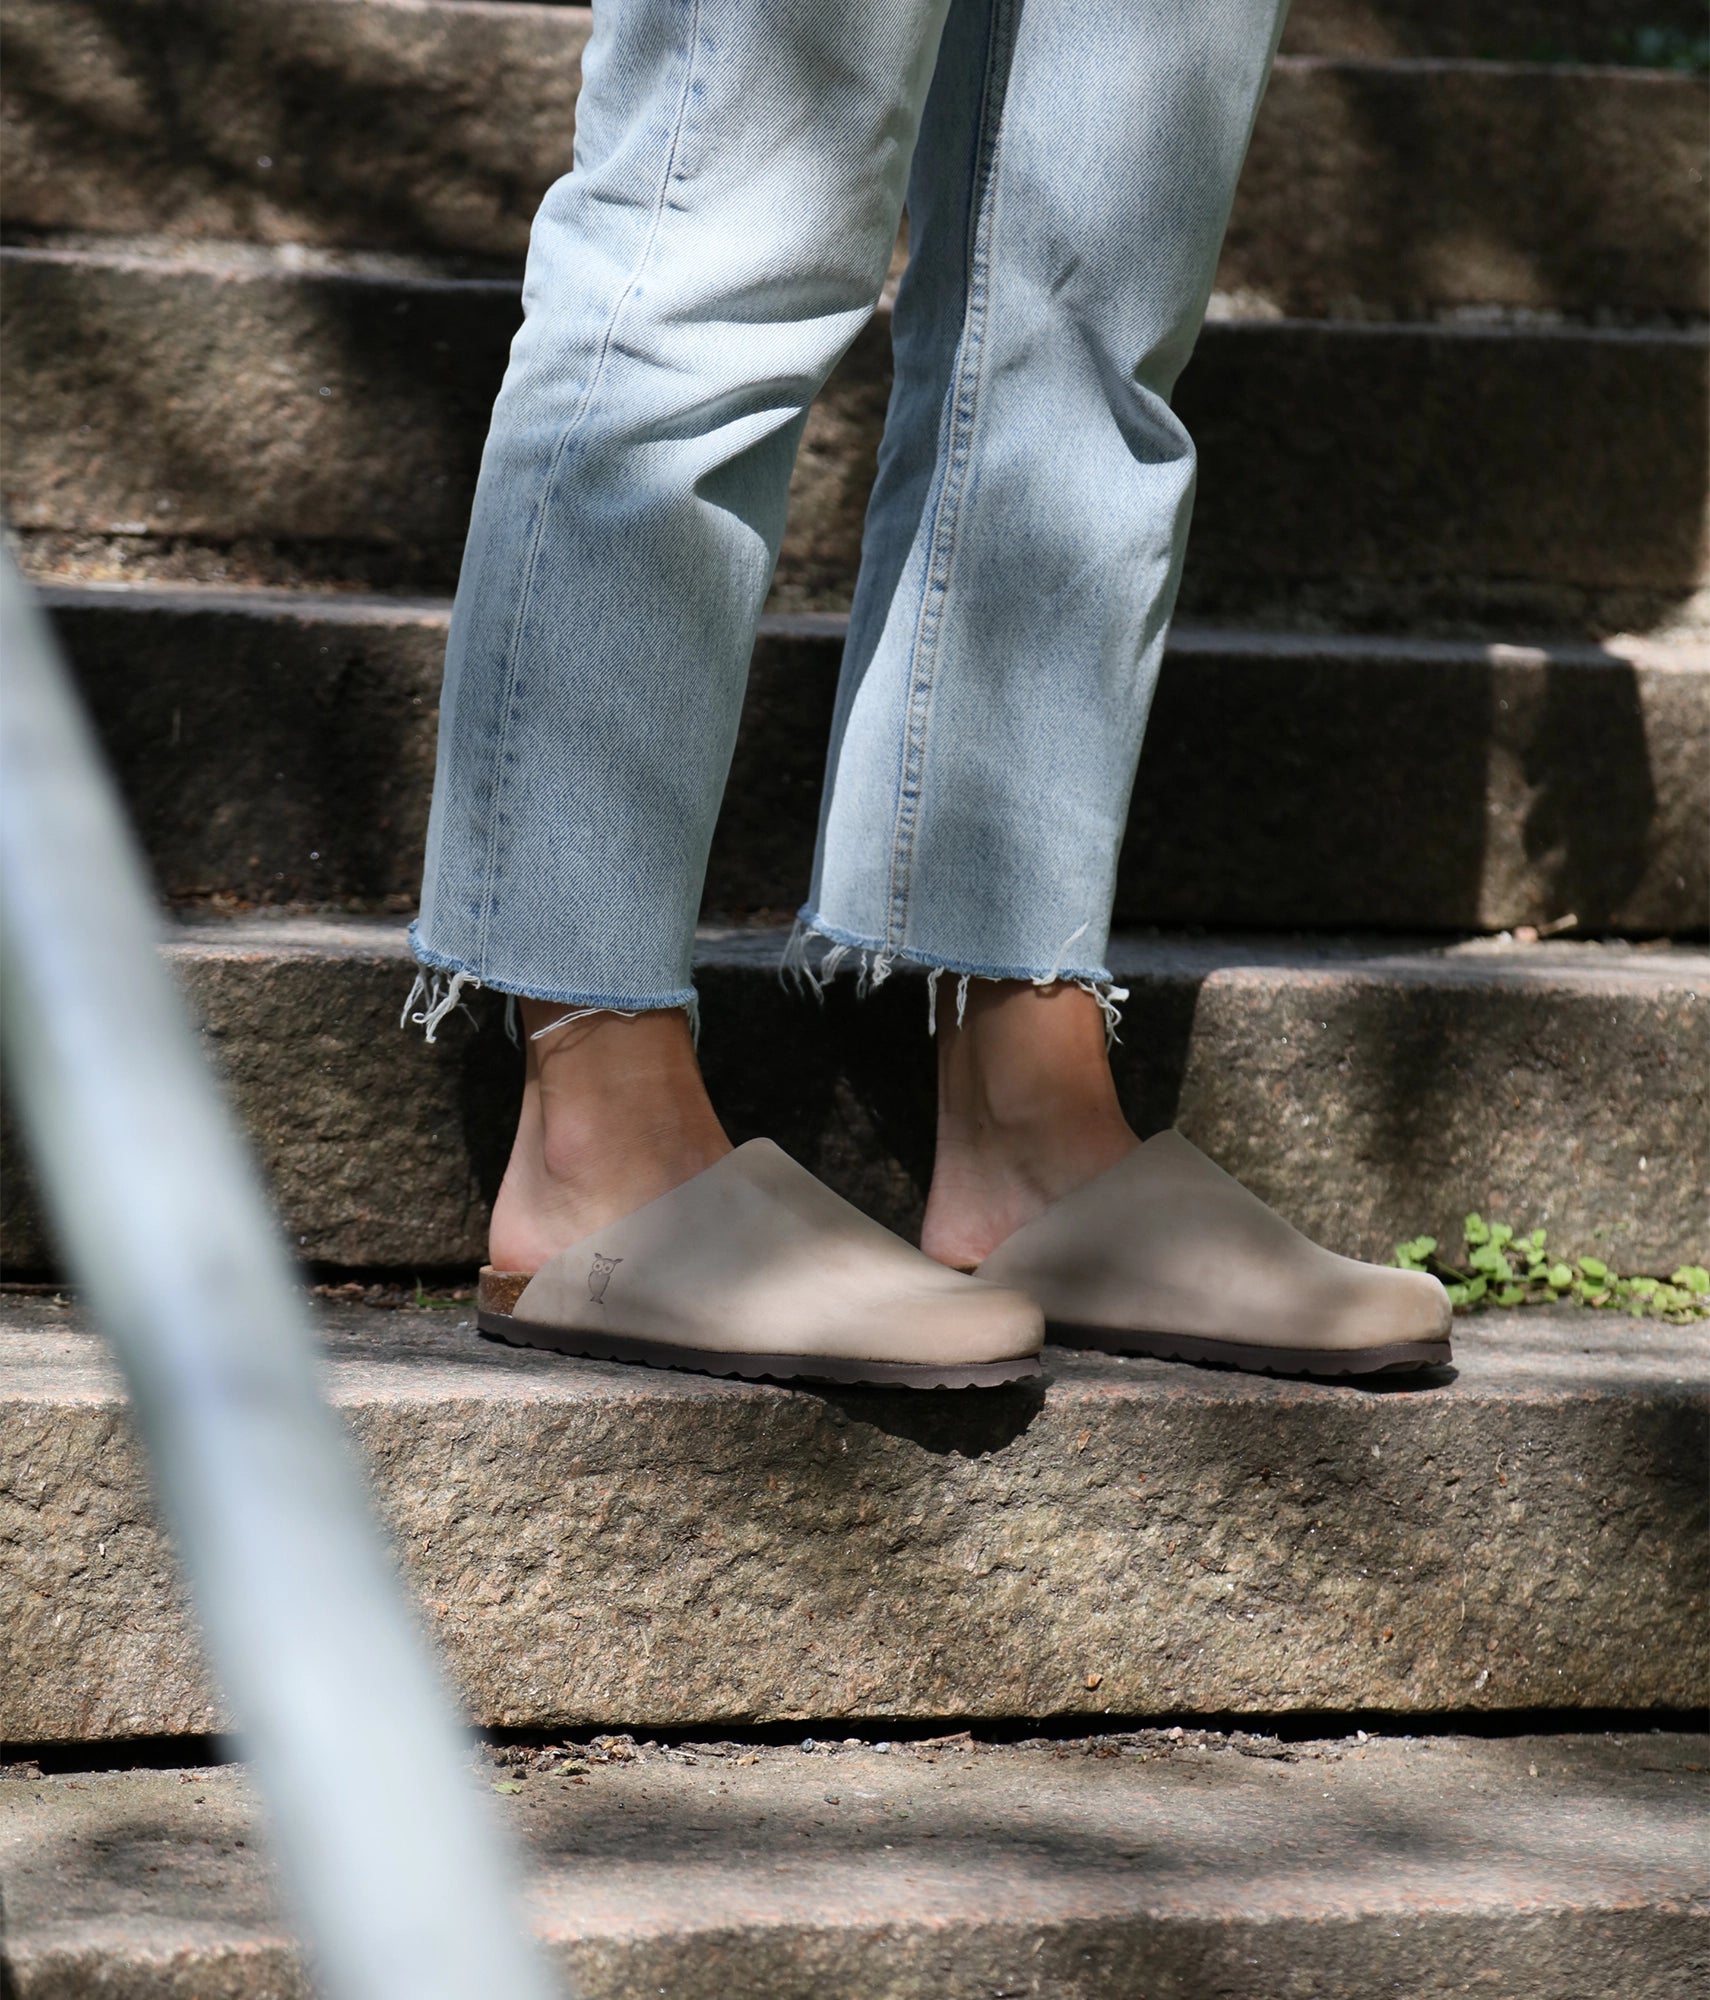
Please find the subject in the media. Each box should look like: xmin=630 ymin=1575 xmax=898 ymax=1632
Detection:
xmin=782 ymin=910 xmax=1128 ymax=1042
xmin=403 ymin=924 xmax=700 ymax=1046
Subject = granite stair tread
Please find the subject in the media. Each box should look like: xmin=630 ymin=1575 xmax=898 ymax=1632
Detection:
xmin=3 ymin=916 xmax=1703 ymax=1271
xmin=35 ymin=582 xmax=1710 ymax=934
xmin=4 ymin=0 xmax=1701 ymax=315
xmin=0 ymin=1724 xmax=1705 ymax=1997
xmin=2 ymin=1294 xmax=1706 ymax=1739
xmin=4 ymin=242 xmax=1703 ymax=630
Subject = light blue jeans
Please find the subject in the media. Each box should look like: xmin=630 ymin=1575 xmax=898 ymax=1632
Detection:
xmin=408 ymin=0 xmax=1288 ymax=1039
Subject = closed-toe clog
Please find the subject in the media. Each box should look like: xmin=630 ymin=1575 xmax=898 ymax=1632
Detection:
xmin=975 ymin=1129 xmax=1451 ymax=1377
xmin=480 ymin=1138 xmax=1044 ymax=1388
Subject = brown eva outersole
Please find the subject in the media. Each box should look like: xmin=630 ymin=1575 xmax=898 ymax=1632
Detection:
xmin=1048 ymin=1321 xmax=1453 ymax=1378
xmin=475 ymin=1311 xmax=1042 ymax=1390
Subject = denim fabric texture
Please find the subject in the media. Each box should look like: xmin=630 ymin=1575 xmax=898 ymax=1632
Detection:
xmin=409 ymin=0 xmax=1289 ymax=1037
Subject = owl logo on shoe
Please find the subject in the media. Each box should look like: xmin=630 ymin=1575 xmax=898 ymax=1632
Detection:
xmin=587 ymin=1252 xmax=622 ymax=1304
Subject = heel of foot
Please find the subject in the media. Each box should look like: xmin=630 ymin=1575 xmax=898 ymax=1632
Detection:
xmin=477 ymin=1266 xmax=530 ymax=1315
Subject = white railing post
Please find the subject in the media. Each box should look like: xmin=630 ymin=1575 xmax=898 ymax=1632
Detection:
xmin=0 ymin=551 xmax=563 ymax=2000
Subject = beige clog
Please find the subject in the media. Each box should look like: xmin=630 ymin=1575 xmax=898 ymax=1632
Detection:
xmin=975 ymin=1129 xmax=1451 ymax=1377
xmin=479 ymin=1138 xmax=1043 ymax=1388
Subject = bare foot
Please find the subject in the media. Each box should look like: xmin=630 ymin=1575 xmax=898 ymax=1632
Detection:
xmin=486 ymin=1001 xmax=731 ymax=1274
xmin=921 ymin=980 xmax=1138 ymax=1270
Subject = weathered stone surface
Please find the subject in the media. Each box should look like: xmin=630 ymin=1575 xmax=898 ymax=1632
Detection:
xmin=0 ymin=0 xmax=585 ymax=267
xmin=1172 ymin=320 xmax=1707 ymax=617
xmin=4 ymin=2 xmax=1700 ymax=317
xmin=42 ymin=584 xmax=448 ymax=912
xmin=1230 ymin=63 xmax=1708 ymax=319
xmin=5 ymin=248 xmax=1705 ymax=627
xmin=0 ymin=245 xmax=515 ymax=573
xmin=3 ymin=1735 xmax=1706 ymax=1997
xmin=40 ymin=584 xmax=1710 ymax=934
xmin=1 ymin=1298 xmax=1705 ymax=1739
xmin=0 ymin=0 xmax=559 ymax=260
xmin=1281 ymin=0 xmax=1710 ymax=63
xmin=1124 ymin=630 xmax=1710 ymax=935
xmin=2 ymin=921 xmax=1703 ymax=1272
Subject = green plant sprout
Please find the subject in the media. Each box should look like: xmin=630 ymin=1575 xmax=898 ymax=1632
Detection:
xmin=1393 ymin=1214 xmax=1709 ymax=1323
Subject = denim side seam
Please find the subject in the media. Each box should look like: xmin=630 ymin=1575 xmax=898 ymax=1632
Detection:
xmin=471 ymin=0 xmax=707 ymax=977
xmin=882 ymin=0 xmax=1019 ymax=952
xmin=782 ymin=912 xmax=1128 ymax=1045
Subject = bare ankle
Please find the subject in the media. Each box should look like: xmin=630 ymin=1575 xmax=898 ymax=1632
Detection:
xmin=488 ymin=1002 xmax=730 ymax=1273
xmin=922 ymin=980 xmax=1136 ymax=1268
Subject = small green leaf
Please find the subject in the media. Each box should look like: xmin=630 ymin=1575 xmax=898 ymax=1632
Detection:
xmin=1390 ymin=1221 xmax=1708 ymax=1323
xmin=491 ymin=1779 xmax=523 ymax=1796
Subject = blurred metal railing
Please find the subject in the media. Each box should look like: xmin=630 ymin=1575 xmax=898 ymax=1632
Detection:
xmin=0 ymin=550 xmax=562 ymax=2000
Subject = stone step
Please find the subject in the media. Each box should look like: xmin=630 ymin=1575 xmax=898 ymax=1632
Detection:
xmin=1 ymin=919 xmax=1703 ymax=1273
xmin=254 ymin=0 xmax=1707 ymax=65
xmin=39 ymin=583 xmax=1710 ymax=937
xmin=5 ymin=246 xmax=1704 ymax=631
xmin=2 ymin=1735 xmax=1705 ymax=1998
xmin=1282 ymin=0 xmax=1710 ymax=66
xmin=1224 ymin=59 xmax=1707 ymax=320
xmin=4 ymin=1 xmax=1701 ymax=317
xmin=2 ymin=1294 xmax=1704 ymax=1739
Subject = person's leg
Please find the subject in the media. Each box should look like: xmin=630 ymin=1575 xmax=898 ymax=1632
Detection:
xmin=794 ymin=0 xmax=1288 ymax=1265
xmin=487 ymin=1005 xmax=728 ymax=1275
xmin=924 ymin=979 xmax=1138 ymax=1269
xmin=407 ymin=0 xmax=954 ymax=1265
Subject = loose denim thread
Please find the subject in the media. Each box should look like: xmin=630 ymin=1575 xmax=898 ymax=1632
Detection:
xmin=401 ymin=970 xmax=700 ymax=1047
xmin=529 ymin=1005 xmax=640 ymax=1043
xmin=400 ymin=968 xmax=480 ymax=1044
xmin=780 ymin=921 xmax=898 ymax=1003
xmin=781 ymin=918 xmax=1128 ymax=1045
